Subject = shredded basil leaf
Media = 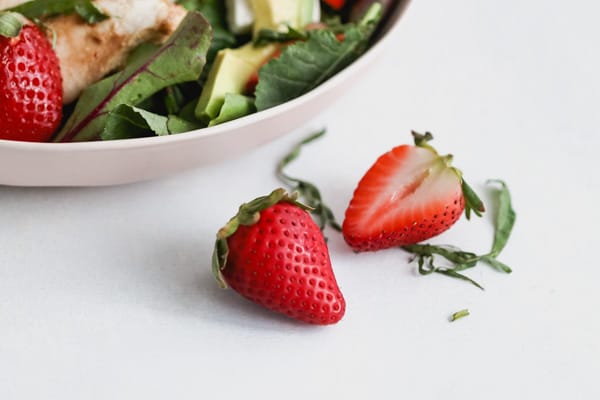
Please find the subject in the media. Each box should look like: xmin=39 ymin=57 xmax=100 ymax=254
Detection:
xmin=450 ymin=309 xmax=470 ymax=322
xmin=487 ymin=180 xmax=517 ymax=258
xmin=403 ymin=179 xmax=516 ymax=289
xmin=277 ymin=129 xmax=341 ymax=232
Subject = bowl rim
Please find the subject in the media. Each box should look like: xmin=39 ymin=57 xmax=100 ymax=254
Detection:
xmin=0 ymin=0 xmax=411 ymax=153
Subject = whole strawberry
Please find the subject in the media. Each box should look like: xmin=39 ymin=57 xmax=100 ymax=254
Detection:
xmin=212 ymin=189 xmax=346 ymax=325
xmin=343 ymin=132 xmax=485 ymax=252
xmin=0 ymin=13 xmax=62 ymax=142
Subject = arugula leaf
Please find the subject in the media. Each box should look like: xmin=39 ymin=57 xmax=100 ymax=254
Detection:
xmin=176 ymin=0 xmax=236 ymax=63
xmin=54 ymin=11 xmax=212 ymax=142
xmin=8 ymin=0 xmax=108 ymax=24
xmin=101 ymin=104 xmax=201 ymax=140
xmin=208 ymin=93 xmax=256 ymax=127
xmin=255 ymin=4 xmax=382 ymax=111
xmin=102 ymin=105 xmax=168 ymax=140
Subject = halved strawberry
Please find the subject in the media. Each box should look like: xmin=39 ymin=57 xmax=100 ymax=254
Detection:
xmin=342 ymin=132 xmax=485 ymax=252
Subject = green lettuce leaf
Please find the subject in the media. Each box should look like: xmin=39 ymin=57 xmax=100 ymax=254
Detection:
xmin=209 ymin=93 xmax=256 ymax=126
xmin=8 ymin=0 xmax=108 ymax=24
xmin=176 ymin=0 xmax=236 ymax=63
xmin=255 ymin=4 xmax=382 ymax=111
xmin=101 ymin=104 xmax=201 ymax=140
xmin=54 ymin=11 xmax=212 ymax=142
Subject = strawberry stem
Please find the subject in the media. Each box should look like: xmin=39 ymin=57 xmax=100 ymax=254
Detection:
xmin=411 ymin=131 xmax=486 ymax=220
xmin=411 ymin=131 xmax=434 ymax=148
xmin=276 ymin=129 xmax=341 ymax=232
xmin=411 ymin=130 xmax=440 ymax=159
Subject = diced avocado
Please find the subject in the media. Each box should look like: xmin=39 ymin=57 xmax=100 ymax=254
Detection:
xmin=250 ymin=0 xmax=320 ymax=36
xmin=194 ymin=42 xmax=278 ymax=124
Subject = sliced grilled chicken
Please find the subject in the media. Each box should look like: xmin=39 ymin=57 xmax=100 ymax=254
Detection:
xmin=52 ymin=0 xmax=187 ymax=103
xmin=1 ymin=0 xmax=187 ymax=103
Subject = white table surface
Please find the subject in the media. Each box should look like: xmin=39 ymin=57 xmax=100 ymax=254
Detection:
xmin=1 ymin=1 xmax=599 ymax=399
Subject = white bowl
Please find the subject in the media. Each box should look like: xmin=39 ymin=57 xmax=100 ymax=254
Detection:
xmin=0 ymin=1 xmax=411 ymax=187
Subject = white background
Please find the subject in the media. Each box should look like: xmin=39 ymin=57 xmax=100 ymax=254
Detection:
xmin=1 ymin=0 xmax=599 ymax=398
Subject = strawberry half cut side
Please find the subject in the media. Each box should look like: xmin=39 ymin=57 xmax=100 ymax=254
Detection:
xmin=212 ymin=189 xmax=346 ymax=325
xmin=342 ymin=132 xmax=485 ymax=252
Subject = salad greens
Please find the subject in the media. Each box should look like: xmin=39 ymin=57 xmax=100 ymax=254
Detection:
xmin=31 ymin=0 xmax=388 ymax=142
xmin=176 ymin=0 xmax=236 ymax=64
xmin=8 ymin=0 xmax=108 ymax=24
xmin=256 ymin=4 xmax=382 ymax=110
xmin=54 ymin=12 xmax=212 ymax=142
xmin=101 ymin=105 xmax=201 ymax=140
xmin=208 ymin=93 xmax=256 ymax=127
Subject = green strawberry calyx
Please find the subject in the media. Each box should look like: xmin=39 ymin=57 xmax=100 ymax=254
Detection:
xmin=0 ymin=11 xmax=25 ymax=38
xmin=211 ymin=188 xmax=311 ymax=288
xmin=411 ymin=131 xmax=485 ymax=219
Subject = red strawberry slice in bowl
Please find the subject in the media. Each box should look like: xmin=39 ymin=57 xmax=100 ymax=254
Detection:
xmin=212 ymin=188 xmax=346 ymax=325
xmin=342 ymin=132 xmax=485 ymax=252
